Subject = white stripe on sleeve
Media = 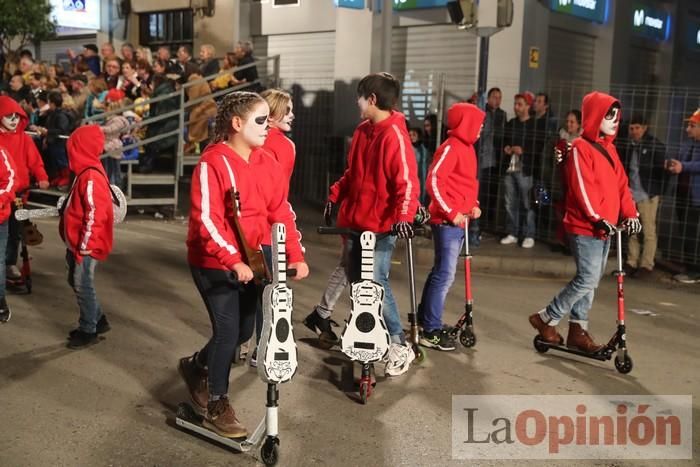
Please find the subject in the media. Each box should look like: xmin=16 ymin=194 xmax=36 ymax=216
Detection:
xmin=200 ymin=162 xmax=238 ymax=255
xmin=0 ymin=148 xmax=15 ymax=196
xmin=80 ymin=180 xmax=95 ymax=251
xmin=430 ymin=145 xmax=453 ymax=214
xmin=391 ymin=124 xmax=413 ymax=216
xmin=573 ymin=148 xmax=601 ymax=220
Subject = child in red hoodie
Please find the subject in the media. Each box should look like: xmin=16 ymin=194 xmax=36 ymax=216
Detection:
xmin=529 ymin=92 xmax=640 ymax=353
xmin=0 ymin=144 xmax=17 ymax=323
xmin=306 ymin=72 xmax=420 ymax=378
xmin=417 ymin=103 xmax=484 ymax=351
xmin=261 ymin=88 xmax=296 ymax=185
xmin=0 ymin=97 xmax=49 ymax=282
xmin=178 ymin=91 xmax=309 ymax=439
xmin=60 ymin=125 xmax=115 ymax=349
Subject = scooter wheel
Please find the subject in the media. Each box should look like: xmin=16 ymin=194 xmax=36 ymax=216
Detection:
xmin=533 ymin=336 xmax=549 ymax=353
xmin=261 ymin=436 xmax=279 ymax=466
xmin=614 ymin=354 xmax=633 ymax=374
xmin=413 ymin=345 xmax=426 ymax=364
xmin=459 ymin=329 xmax=476 ymax=348
xmin=359 ymin=380 xmax=369 ymax=405
xmin=25 ymin=277 xmax=32 ymax=294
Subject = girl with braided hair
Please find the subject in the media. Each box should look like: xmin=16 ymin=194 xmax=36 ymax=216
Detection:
xmin=178 ymin=91 xmax=309 ymax=438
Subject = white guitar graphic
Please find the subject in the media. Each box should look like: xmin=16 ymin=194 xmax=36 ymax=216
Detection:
xmin=340 ymin=231 xmax=390 ymax=363
xmin=257 ymin=223 xmax=298 ymax=384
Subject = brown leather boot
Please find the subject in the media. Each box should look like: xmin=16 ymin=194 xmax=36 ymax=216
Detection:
xmin=566 ymin=322 xmax=605 ymax=354
xmin=528 ymin=313 xmax=564 ymax=344
xmin=178 ymin=353 xmax=208 ymax=413
xmin=204 ymin=398 xmax=248 ymax=438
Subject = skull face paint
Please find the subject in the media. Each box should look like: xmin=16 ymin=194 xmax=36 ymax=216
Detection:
xmin=1 ymin=113 xmax=20 ymax=132
xmin=240 ymin=102 xmax=270 ymax=148
xmin=275 ymin=101 xmax=294 ymax=132
xmin=600 ymin=105 xmax=620 ymax=136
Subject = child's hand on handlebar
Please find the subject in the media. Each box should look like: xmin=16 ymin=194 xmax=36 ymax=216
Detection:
xmin=289 ymin=262 xmax=309 ymax=280
xmin=470 ymin=206 xmax=482 ymax=219
xmin=232 ymin=262 xmax=254 ymax=284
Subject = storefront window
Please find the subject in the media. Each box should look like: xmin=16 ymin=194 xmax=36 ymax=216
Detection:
xmin=139 ymin=10 xmax=194 ymax=49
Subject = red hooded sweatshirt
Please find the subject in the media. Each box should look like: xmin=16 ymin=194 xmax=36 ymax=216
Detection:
xmin=263 ymin=127 xmax=296 ymax=184
xmin=427 ymin=103 xmax=485 ymax=225
xmin=328 ymin=111 xmax=420 ymax=232
xmin=0 ymin=96 xmax=48 ymax=192
xmin=0 ymin=144 xmax=17 ymax=223
xmin=562 ymin=92 xmax=638 ymax=238
xmin=187 ymin=142 xmax=304 ymax=270
xmin=59 ymin=126 xmax=114 ymax=262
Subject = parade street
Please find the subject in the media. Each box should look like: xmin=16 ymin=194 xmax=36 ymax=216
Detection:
xmin=0 ymin=217 xmax=698 ymax=467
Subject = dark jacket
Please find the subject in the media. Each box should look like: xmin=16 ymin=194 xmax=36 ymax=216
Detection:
xmin=145 ymin=80 xmax=179 ymax=153
xmin=501 ymin=116 xmax=545 ymax=177
xmin=476 ymin=104 xmax=506 ymax=169
xmin=234 ymin=55 xmax=262 ymax=92
xmin=199 ymin=59 xmax=220 ymax=78
xmin=618 ymin=132 xmax=667 ymax=198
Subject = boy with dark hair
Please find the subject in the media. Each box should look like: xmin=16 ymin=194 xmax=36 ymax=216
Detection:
xmin=306 ymin=72 xmax=420 ymax=376
xmin=61 ymin=125 xmax=115 ymax=349
xmin=418 ymin=102 xmax=484 ymax=350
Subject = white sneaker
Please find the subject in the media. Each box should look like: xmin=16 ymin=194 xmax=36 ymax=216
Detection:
xmin=522 ymin=237 xmax=535 ymax=249
xmin=384 ymin=343 xmax=415 ymax=377
xmin=500 ymin=235 xmax=518 ymax=245
xmin=6 ymin=265 xmax=20 ymax=280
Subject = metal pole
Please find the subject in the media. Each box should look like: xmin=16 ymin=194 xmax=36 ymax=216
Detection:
xmin=381 ymin=0 xmax=393 ymax=72
xmin=477 ymin=36 xmax=490 ymax=101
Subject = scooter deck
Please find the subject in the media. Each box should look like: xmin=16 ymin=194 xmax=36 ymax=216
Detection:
xmin=536 ymin=340 xmax=613 ymax=362
xmin=175 ymin=402 xmax=265 ymax=452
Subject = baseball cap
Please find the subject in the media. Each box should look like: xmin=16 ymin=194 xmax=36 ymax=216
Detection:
xmin=515 ymin=92 xmax=534 ymax=106
xmin=105 ymin=88 xmax=126 ymax=103
xmin=685 ymin=109 xmax=700 ymax=124
xmin=83 ymin=44 xmax=99 ymax=54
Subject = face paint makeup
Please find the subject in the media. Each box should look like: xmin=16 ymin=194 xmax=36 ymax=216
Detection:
xmin=241 ymin=102 xmax=270 ymax=148
xmin=600 ymin=106 xmax=620 ymax=136
xmin=1 ymin=113 xmax=20 ymax=132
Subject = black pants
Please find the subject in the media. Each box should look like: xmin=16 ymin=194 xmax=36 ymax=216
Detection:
xmin=676 ymin=200 xmax=700 ymax=268
xmin=6 ymin=205 xmax=20 ymax=266
xmin=192 ymin=266 xmax=260 ymax=397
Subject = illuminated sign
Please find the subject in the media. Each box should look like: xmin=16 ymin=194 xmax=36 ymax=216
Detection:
xmin=50 ymin=0 xmax=100 ymax=30
xmin=631 ymin=4 xmax=671 ymax=41
xmin=335 ymin=0 xmax=365 ymax=8
xmin=393 ymin=0 xmax=450 ymax=11
xmin=549 ymin=0 xmax=608 ymax=24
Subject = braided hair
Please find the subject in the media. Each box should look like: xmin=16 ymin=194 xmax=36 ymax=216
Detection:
xmin=213 ymin=91 xmax=266 ymax=143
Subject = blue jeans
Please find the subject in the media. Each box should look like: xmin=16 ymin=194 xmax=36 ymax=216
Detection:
xmin=66 ymin=250 xmax=103 ymax=333
xmin=418 ymin=224 xmax=464 ymax=332
xmin=503 ymin=172 xmax=536 ymax=238
xmin=0 ymin=221 xmax=8 ymax=298
xmin=345 ymin=234 xmax=404 ymax=344
xmin=545 ymin=235 xmax=611 ymax=324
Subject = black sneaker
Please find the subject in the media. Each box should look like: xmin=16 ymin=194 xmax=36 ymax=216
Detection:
xmin=67 ymin=330 xmax=99 ymax=349
xmin=303 ymin=308 xmax=339 ymax=347
xmin=419 ymin=329 xmax=456 ymax=351
xmin=0 ymin=298 xmax=10 ymax=323
xmin=68 ymin=315 xmax=110 ymax=339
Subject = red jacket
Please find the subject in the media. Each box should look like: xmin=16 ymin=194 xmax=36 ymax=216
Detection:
xmin=59 ymin=126 xmax=114 ymax=262
xmin=328 ymin=111 xmax=419 ymax=232
xmin=263 ymin=127 xmax=296 ymax=184
xmin=187 ymin=142 xmax=304 ymax=270
xmin=562 ymin=92 xmax=638 ymax=237
xmin=0 ymin=145 xmax=17 ymax=223
xmin=427 ymin=103 xmax=484 ymax=225
xmin=0 ymin=96 xmax=48 ymax=192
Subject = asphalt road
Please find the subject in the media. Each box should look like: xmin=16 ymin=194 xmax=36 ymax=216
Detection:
xmin=0 ymin=218 xmax=697 ymax=467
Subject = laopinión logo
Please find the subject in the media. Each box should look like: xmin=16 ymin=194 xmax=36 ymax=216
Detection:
xmin=452 ymin=395 xmax=692 ymax=459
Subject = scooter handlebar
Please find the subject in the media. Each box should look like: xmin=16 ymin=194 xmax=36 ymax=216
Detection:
xmin=317 ymin=225 xmax=426 ymax=237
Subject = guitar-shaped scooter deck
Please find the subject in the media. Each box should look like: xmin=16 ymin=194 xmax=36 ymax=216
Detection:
xmin=341 ymin=231 xmax=391 ymax=364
